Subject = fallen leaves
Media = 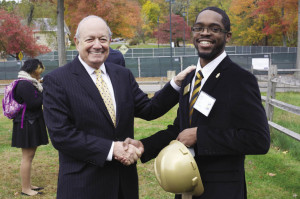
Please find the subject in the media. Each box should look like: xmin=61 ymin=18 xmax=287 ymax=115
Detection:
xmin=267 ymin=172 xmax=276 ymax=177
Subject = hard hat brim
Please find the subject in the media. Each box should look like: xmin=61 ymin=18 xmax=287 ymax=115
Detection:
xmin=154 ymin=140 xmax=204 ymax=196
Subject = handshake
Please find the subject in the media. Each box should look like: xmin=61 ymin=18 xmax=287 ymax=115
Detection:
xmin=113 ymin=138 xmax=144 ymax=166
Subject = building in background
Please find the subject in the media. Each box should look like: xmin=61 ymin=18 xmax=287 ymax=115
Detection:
xmin=31 ymin=18 xmax=71 ymax=51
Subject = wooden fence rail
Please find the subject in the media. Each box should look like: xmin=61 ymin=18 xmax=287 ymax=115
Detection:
xmin=260 ymin=65 xmax=300 ymax=142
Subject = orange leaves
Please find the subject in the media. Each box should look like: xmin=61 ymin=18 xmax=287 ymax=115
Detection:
xmin=0 ymin=9 xmax=51 ymax=58
xmin=229 ymin=0 xmax=298 ymax=46
xmin=64 ymin=0 xmax=141 ymax=39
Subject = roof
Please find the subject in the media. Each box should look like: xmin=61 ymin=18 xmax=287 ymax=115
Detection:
xmin=31 ymin=18 xmax=70 ymax=34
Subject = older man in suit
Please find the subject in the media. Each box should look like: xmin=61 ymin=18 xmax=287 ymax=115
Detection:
xmin=125 ymin=7 xmax=270 ymax=199
xmin=43 ymin=15 xmax=194 ymax=199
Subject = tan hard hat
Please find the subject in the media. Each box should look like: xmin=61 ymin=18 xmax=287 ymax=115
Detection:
xmin=154 ymin=140 xmax=204 ymax=196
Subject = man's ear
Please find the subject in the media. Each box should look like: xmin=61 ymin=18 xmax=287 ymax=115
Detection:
xmin=74 ymin=37 xmax=79 ymax=50
xmin=225 ymin=32 xmax=232 ymax=43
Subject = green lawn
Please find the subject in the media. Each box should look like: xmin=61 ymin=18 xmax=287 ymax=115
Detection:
xmin=0 ymin=93 xmax=299 ymax=198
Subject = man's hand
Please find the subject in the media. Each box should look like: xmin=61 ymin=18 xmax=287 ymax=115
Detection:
xmin=113 ymin=141 xmax=141 ymax=166
xmin=173 ymin=65 xmax=196 ymax=87
xmin=176 ymin=127 xmax=197 ymax=147
xmin=124 ymin=138 xmax=144 ymax=154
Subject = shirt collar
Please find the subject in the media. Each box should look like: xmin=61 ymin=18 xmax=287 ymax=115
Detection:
xmin=196 ymin=51 xmax=227 ymax=79
xmin=78 ymin=55 xmax=107 ymax=75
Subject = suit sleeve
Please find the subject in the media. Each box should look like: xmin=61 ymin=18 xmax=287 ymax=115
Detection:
xmin=43 ymin=74 xmax=112 ymax=167
xmin=129 ymin=71 xmax=179 ymax=120
xmin=196 ymin=73 xmax=270 ymax=156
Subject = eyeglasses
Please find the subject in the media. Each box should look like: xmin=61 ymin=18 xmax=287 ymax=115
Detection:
xmin=191 ymin=26 xmax=228 ymax=34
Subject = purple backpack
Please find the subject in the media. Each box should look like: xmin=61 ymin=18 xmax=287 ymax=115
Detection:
xmin=2 ymin=79 xmax=29 ymax=128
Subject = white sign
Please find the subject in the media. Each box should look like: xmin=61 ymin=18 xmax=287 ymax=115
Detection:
xmin=252 ymin=58 xmax=269 ymax=70
xmin=119 ymin=45 xmax=129 ymax=55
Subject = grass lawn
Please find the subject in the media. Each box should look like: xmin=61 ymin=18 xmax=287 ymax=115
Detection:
xmin=0 ymin=93 xmax=299 ymax=198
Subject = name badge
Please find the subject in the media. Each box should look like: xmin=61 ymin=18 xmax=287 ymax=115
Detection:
xmin=183 ymin=83 xmax=190 ymax=95
xmin=194 ymin=91 xmax=216 ymax=117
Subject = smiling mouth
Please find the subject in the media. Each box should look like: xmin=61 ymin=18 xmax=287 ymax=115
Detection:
xmin=90 ymin=51 xmax=104 ymax=55
xmin=197 ymin=40 xmax=213 ymax=48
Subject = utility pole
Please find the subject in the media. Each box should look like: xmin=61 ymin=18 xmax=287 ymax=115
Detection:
xmin=169 ymin=0 xmax=173 ymax=69
xmin=157 ymin=16 xmax=159 ymax=48
xmin=296 ymin=0 xmax=300 ymax=77
xmin=57 ymin=0 xmax=66 ymax=66
xmin=183 ymin=9 xmax=186 ymax=55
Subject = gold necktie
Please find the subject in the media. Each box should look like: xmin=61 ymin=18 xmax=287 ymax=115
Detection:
xmin=95 ymin=69 xmax=116 ymax=127
xmin=189 ymin=70 xmax=204 ymax=126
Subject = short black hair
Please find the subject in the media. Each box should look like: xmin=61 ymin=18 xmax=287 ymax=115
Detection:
xmin=195 ymin=7 xmax=231 ymax=32
xmin=20 ymin=59 xmax=44 ymax=74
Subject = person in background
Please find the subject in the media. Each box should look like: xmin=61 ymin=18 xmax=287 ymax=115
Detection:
xmin=106 ymin=47 xmax=126 ymax=67
xmin=42 ymin=15 xmax=194 ymax=199
xmin=12 ymin=59 xmax=48 ymax=196
xmin=124 ymin=7 xmax=270 ymax=199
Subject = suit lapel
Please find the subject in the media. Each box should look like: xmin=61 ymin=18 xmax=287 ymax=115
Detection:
xmin=201 ymin=56 xmax=229 ymax=94
xmin=70 ymin=57 xmax=114 ymax=126
xmin=181 ymin=69 xmax=196 ymax=128
xmin=191 ymin=56 xmax=230 ymax=126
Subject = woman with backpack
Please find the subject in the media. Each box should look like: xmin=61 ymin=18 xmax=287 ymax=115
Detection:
xmin=11 ymin=59 xmax=48 ymax=196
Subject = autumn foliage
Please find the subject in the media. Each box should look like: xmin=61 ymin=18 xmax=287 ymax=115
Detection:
xmin=0 ymin=10 xmax=50 ymax=57
xmin=64 ymin=0 xmax=141 ymax=40
xmin=155 ymin=14 xmax=191 ymax=47
xmin=1 ymin=0 xmax=299 ymax=48
xmin=0 ymin=9 xmax=51 ymax=58
xmin=230 ymin=0 xmax=298 ymax=46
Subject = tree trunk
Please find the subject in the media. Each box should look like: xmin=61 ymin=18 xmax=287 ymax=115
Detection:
xmin=27 ymin=4 xmax=34 ymax=26
xmin=296 ymin=0 xmax=300 ymax=77
xmin=57 ymin=0 xmax=67 ymax=66
xmin=282 ymin=33 xmax=287 ymax=47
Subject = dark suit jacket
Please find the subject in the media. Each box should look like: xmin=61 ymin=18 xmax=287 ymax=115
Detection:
xmin=42 ymin=56 xmax=179 ymax=199
xmin=106 ymin=48 xmax=126 ymax=67
xmin=141 ymin=56 xmax=270 ymax=199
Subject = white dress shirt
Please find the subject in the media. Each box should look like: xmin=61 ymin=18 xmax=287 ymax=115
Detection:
xmin=190 ymin=51 xmax=227 ymax=101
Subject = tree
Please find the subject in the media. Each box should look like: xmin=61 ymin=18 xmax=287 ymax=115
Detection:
xmin=0 ymin=0 xmax=18 ymax=12
xmin=140 ymin=0 xmax=161 ymax=43
xmin=229 ymin=0 xmax=265 ymax=45
xmin=254 ymin=0 xmax=298 ymax=46
xmin=64 ymin=0 xmax=141 ymax=40
xmin=155 ymin=14 xmax=191 ymax=47
xmin=17 ymin=0 xmax=56 ymax=21
xmin=0 ymin=9 xmax=51 ymax=59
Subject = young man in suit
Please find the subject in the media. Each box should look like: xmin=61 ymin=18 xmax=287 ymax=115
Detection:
xmin=124 ymin=7 xmax=270 ymax=199
xmin=42 ymin=15 xmax=194 ymax=199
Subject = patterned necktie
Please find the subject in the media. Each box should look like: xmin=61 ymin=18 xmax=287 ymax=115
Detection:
xmin=95 ymin=69 xmax=116 ymax=127
xmin=189 ymin=70 xmax=204 ymax=126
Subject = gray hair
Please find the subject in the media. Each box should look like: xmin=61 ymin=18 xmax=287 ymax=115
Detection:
xmin=74 ymin=15 xmax=112 ymax=40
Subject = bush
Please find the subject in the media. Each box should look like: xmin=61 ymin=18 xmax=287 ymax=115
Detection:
xmin=129 ymin=38 xmax=140 ymax=46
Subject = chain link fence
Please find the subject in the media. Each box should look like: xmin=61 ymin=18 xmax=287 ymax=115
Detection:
xmin=0 ymin=46 xmax=297 ymax=80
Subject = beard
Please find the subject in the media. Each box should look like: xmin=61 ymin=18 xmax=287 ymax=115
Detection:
xmin=195 ymin=39 xmax=226 ymax=61
xmin=198 ymin=50 xmax=220 ymax=60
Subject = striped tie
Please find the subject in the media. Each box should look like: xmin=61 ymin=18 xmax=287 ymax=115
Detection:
xmin=189 ymin=70 xmax=204 ymax=126
xmin=95 ymin=69 xmax=116 ymax=127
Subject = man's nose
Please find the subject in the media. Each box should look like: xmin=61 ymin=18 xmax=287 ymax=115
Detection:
xmin=201 ymin=27 xmax=211 ymax=35
xmin=93 ymin=39 xmax=102 ymax=48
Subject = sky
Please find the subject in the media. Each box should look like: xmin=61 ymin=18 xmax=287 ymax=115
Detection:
xmin=2 ymin=0 xmax=21 ymax=3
